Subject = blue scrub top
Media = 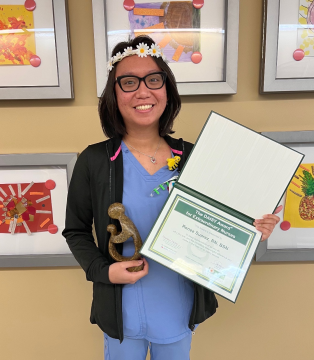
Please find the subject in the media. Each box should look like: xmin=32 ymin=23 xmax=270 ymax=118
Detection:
xmin=120 ymin=141 xmax=195 ymax=344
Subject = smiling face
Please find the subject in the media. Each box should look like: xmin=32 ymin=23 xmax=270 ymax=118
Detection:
xmin=114 ymin=55 xmax=167 ymax=135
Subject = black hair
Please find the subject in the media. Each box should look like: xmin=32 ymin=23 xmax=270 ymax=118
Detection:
xmin=98 ymin=36 xmax=181 ymax=138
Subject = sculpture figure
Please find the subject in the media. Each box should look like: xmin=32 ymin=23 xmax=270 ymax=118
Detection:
xmin=107 ymin=202 xmax=144 ymax=272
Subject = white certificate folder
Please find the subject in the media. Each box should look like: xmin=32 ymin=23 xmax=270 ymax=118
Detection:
xmin=140 ymin=112 xmax=304 ymax=302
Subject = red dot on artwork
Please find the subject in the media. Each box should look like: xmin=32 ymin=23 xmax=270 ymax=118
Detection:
xmin=24 ymin=0 xmax=36 ymax=11
xmin=29 ymin=55 xmax=41 ymax=67
xmin=123 ymin=0 xmax=135 ymax=11
xmin=45 ymin=180 xmax=56 ymax=190
xmin=192 ymin=0 xmax=204 ymax=9
xmin=48 ymin=224 xmax=58 ymax=234
xmin=293 ymin=49 xmax=305 ymax=61
xmin=191 ymin=52 xmax=202 ymax=64
xmin=280 ymin=221 xmax=291 ymax=231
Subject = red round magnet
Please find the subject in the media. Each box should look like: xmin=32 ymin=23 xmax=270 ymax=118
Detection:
xmin=29 ymin=55 xmax=41 ymax=67
xmin=280 ymin=221 xmax=291 ymax=231
xmin=48 ymin=224 xmax=58 ymax=234
xmin=293 ymin=49 xmax=305 ymax=61
xmin=191 ymin=51 xmax=202 ymax=64
xmin=123 ymin=0 xmax=135 ymax=11
xmin=24 ymin=0 xmax=36 ymax=11
xmin=45 ymin=180 xmax=56 ymax=190
xmin=192 ymin=0 xmax=204 ymax=9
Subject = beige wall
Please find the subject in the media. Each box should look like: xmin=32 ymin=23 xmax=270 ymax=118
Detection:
xmin=1 ymin=1 xmax=313 ymax=359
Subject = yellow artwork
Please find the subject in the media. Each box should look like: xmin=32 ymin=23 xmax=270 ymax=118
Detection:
xmin=284 ymin=163 xmax=314 ymax=228
xmin=298 ymin=0 xmax=314 ymax=57
xmin=0 ymin=5 xmax=36 ymax=65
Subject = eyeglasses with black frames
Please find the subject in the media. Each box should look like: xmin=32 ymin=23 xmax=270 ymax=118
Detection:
xmin=115 ymin=71 xmax=167 ymax=92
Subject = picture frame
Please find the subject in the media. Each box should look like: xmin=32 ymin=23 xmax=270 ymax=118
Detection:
xmin=256 ymin=131 xmax=314 ymax=261
xmin=0 ymin=153 xmax=78 ymax=267
xmin=0 ymin=0 xmax=73 ymax=100
xmin=261 ymin=0 xmax=314 ymax=93
xmin=92 ymin=0 xmax=239 ymax=96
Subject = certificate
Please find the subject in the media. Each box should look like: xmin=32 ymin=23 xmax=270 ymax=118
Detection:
xmin=141 ymin=187 xmax=260 ymax=302
xmin=140 ymin=112 xmax=304 ymax=302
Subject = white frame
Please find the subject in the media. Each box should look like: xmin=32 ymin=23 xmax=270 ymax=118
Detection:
xmin=92 ymin=0 xmax=239 ymax=96
xmin=0 ymin=0 xmax=73 ymax=100
xmin=0 ymin=153 xmax=78 ymax=267
xmin=261 ymin=0 xmax=314 ymax=93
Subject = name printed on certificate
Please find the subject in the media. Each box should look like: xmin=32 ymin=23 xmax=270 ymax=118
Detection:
xmin=147 ymin=195 xmax=258 ymax=294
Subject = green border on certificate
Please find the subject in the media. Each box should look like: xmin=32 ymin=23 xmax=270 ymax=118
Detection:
xmin=148 ymin=195 xmax=257 ymax=294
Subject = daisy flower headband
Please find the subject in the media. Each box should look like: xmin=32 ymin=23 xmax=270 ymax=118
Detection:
xmin=107 ymin=42 xmax=167 ymax=72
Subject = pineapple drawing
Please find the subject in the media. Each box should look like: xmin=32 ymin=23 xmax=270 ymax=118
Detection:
xmin=299 ymin=170 xmax=314 ymax=221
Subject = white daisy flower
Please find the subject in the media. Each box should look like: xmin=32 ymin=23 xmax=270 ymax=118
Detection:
xmin=160 ymin=48 xmax=167 ymax=61
xmin=136 ymin=42 xmax=149 ymax=58
xmin=107 ymin=58 xmax=114 ymax=71
xmin=150 ymin=43 xmax=161 ymax=58
xmin=123 ymin=46 xmax=134 ymax=56
xmin=113 ymin=52 xmax=122 ymax=63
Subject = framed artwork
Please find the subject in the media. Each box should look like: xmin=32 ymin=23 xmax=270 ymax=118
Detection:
xmin=0 ymin=153 xmax=78 ymax=267
xmin=0 ymin=0 xmax=73 ymax=99
xmin=92 ymin=0 xmax=239 ymax=96
xmin=261 ymin=0 xmax=314 ymax=93
xmin=256 ymin=131 xmax=314 ymax=261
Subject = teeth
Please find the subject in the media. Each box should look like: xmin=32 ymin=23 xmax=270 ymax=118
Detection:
xmin=136 ymin=105 xmax=153 ymax=110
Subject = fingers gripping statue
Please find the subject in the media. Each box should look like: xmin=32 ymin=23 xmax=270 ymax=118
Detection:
xmin=107 ymin=203 xmax=144 ymax=272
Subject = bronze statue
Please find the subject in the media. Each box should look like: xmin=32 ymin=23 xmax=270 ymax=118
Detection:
xmin=107 ymin=203 xmax=144 ymax=272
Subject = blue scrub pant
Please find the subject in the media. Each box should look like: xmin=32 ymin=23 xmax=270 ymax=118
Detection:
xmin=104 ymin=332 xmax=192 ymax=360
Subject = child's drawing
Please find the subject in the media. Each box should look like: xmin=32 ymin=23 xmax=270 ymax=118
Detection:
xmin=283 ymin=163 xmax=314 ymax=229
xmin=0 ymin=5 xmax=36 ymax=65
xmin=295 ymin=0 xmax=314 ymax=60
xmin=128 ymin=1 xmax=201 ymax=63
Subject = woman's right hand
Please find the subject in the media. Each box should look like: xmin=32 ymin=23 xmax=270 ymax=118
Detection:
xmin=108 ymin=258 xmax=149 ymax=284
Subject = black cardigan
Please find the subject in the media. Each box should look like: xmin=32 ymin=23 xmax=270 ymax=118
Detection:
xmin=62 ymin=135 xmax=218 ymax=342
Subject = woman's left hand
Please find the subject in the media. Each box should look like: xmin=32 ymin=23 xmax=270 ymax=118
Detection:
xmin=254 ymin=205 xmax=283 ymax=241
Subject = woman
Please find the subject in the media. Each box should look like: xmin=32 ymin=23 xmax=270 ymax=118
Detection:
xmin=62 ymin=36 xmax=280 ymax=360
